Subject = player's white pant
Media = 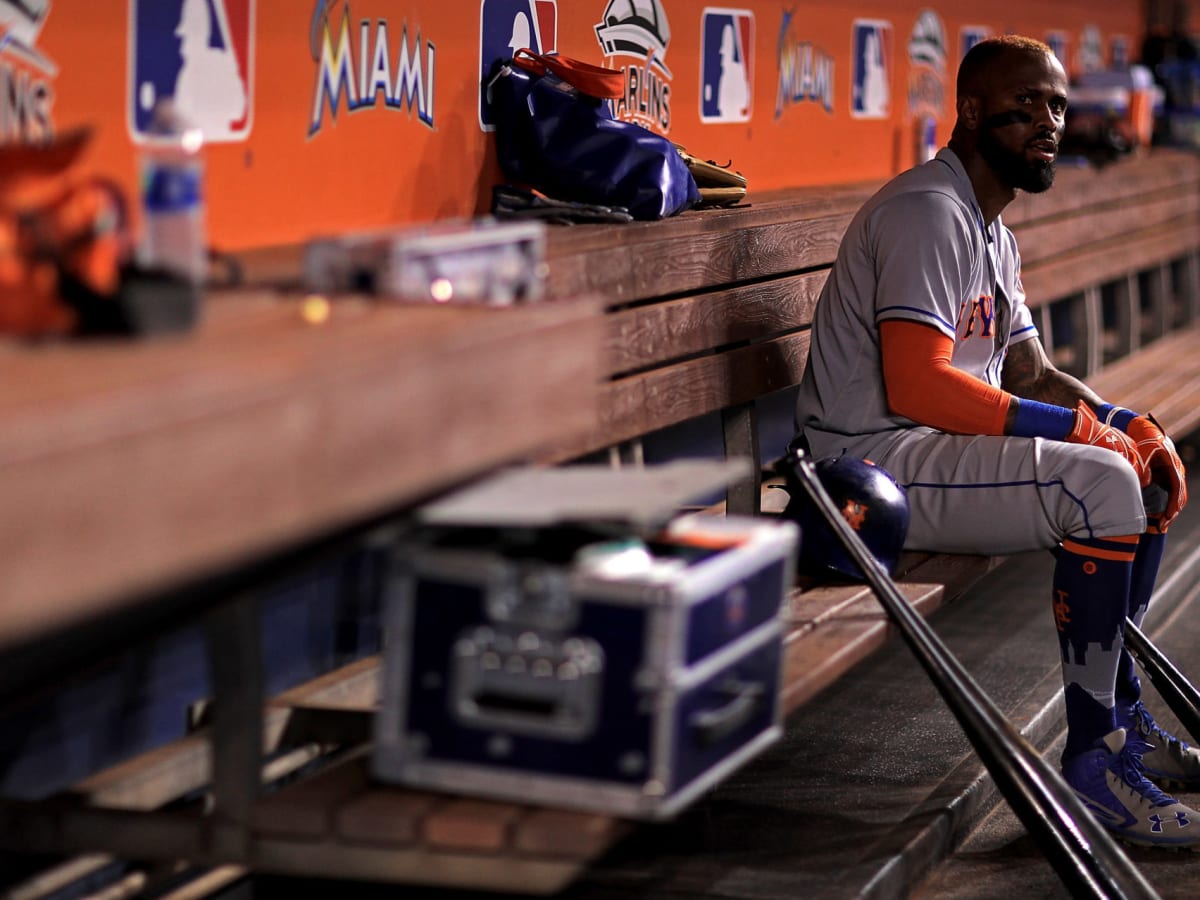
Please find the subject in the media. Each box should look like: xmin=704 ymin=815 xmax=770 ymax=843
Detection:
xmin=802 ymin=427 xmax=1147 ymax=555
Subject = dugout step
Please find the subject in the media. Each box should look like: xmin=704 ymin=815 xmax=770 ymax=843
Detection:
xmin=918 ymin=505 xmax=1200 ymax=897
xmin=547 ymin=487 xmax=1200 ymax=899
xmin=159 ymin=495 xmax=1200 ymax=899
xmin=237 ymin=550 xmax=1091 ymax=900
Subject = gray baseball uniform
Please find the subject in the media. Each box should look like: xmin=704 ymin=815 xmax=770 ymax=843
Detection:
xmin=794 ymin=148 xmax=1145 ymax=555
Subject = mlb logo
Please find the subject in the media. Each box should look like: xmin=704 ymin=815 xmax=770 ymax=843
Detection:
xmin=959 ymin=26 xmax=990 ymax=61
xmin=1045 ymin=31 xmax=1069 ymax=67
xmin=700 ymin=8 xmax=752 ymax=123
xmin=851 ymin=19 xmax=890 ymax=119
xmin=128 ymin=0 xmax=255 ymax=143
xmin=1110 ymin=35 xmax=1130 ymax=71
xmin=479 ymin=0 xmax=557 ymax=131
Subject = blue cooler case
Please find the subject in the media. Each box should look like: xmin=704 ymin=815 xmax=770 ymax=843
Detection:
xmin=371 ymin=462 xmax=798 ymax=819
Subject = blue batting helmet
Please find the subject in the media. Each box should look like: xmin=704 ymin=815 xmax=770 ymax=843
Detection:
xmin=782 ymin=454 xmax=910 ymax=579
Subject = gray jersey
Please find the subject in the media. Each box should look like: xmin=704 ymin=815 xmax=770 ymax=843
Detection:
xmin=793 ymin=149 xmax=1145 ymax=555
xmin=795 ymin=148 xmax=1038 ymax=439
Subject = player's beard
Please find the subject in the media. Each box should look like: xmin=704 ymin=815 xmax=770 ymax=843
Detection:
xmin=978 ymin=123 xmax=1056 ymax=193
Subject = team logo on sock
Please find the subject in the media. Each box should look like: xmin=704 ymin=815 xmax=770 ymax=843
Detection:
xmin=1053 ymin=589 xmax=1071 ymax=631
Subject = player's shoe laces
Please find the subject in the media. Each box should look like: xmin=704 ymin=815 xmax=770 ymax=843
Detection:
xmin=1061 ymin=728 xmax=1200 ymax=849
xmin=1119 ymin=700 xmax=1200 ymax=791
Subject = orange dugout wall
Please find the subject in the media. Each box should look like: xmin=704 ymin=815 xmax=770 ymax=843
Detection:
xmin=14 ymin=0 xmax=1142 ymax=252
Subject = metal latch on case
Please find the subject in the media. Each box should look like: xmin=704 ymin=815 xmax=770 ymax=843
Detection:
xmin=485 ymin=564 xmax=579 ymax=632
xmin=450 ymin=626 xmax=605 ymax=740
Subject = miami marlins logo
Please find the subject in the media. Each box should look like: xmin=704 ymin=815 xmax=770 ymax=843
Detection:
xmin=906 ymin=8 xmax=946 ymax=119
xmin=308 ymin=0 xmax=436 ymax=136
xmin=594 ymin=0 xmax=673 ymax=133
xmin=1077 ymin=24 xmax=1103 ymax=75
xmin=0 ymin=0 xmax=56 ymax=142
xmin=774 ymin=8 xmax=834 ymax=118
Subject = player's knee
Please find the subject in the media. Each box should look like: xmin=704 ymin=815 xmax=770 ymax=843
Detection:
xmin=1042 ymin=442 xmax=1145 ymax=538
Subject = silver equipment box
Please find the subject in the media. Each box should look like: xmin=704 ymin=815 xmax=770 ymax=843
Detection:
xmin=372 ymin=462 xmax=798 ymax=819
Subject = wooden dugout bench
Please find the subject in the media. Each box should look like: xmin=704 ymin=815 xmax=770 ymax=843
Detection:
xmin=1 ymin=148 xmax=1199 ymax=898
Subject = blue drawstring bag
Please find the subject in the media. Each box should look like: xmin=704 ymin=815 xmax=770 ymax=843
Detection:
xmin=488 ymin=49 xmax=700 ymax=221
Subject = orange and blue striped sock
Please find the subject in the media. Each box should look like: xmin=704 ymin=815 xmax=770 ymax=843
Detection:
xmin=1054 ymin=533 xmax=1138 ymax=760
xmin=1115 ymin=514 xmax=1168 ymax=707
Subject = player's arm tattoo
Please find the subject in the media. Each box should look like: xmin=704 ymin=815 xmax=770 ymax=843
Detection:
xmin=1001 ymin=339 xmax=1104 ymax=409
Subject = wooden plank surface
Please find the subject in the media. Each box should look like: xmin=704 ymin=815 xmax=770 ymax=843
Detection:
xmin=547 ymin=330 xmax=810 ymax=462
xmin=233 ymin=183 xmax=878 ymax=301
xmin=232 ymin=150 xmax=1200 ymax=307
xmin=3 ymin=150 xmax=1198 ymax=900
xmin=604 ymin=271 xmax=825 ymax=376
xmin=780 ymin=552 xmax=996 ymax=715
xmin=1088 ymin=324 xmax=1200 ymax=438
xmin=1020 ymin=218 xmax=1200 ymax=307
xmin=545 ymin=211 xmax=855 ymax=305
xmin=0 ymin=293 xmax=604 ymax=650
xmin=1012 ymin=187 xmax=1200 ymax=269
xmin=1003 ymin=149 xmax=1200 ymax=227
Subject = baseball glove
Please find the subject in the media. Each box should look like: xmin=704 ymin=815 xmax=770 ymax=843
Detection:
xmin=674 ymin=144 xmax=747 ymax=208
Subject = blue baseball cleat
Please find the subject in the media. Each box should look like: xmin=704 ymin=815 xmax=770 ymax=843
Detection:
xmin=1061 ymin=728 xmax=1200 ymax=850
xmin=1119 ymin=701 xmax=1200 ymax=792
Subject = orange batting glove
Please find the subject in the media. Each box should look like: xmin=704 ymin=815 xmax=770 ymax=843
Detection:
xmin=1066 ymin=401 xmax=1151 ymax=487
xmin=1127 ymin=414 xmax=1188 ymax=530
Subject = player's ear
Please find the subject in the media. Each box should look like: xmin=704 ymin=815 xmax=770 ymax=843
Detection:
xmin=958 ymin=94 xmax=981 ymax=130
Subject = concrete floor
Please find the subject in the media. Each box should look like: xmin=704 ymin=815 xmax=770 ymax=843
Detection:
xmin=233 ymin=467 xmax=1200 ymax=900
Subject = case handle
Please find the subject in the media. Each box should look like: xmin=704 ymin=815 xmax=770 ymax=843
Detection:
xmin=689 ymin=678 xmax=764 ymax=747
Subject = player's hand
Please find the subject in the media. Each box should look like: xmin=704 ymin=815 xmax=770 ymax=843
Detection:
xmin=1066 ymin=402 xmax=1151 ymax=487
xmin=1127 ymin=415 xmax=1187 ymax=530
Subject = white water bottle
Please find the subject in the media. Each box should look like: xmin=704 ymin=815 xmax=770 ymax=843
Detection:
xmin=139 ymin=113 xmax=207 ymax=284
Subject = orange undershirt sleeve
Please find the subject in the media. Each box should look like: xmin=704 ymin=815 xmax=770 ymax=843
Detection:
xmin=879 ymin=319 xmax=1012 ymax=435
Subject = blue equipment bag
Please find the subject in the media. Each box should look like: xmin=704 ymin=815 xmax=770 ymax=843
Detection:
xmin=488 ymin=49 xmax=700 ymax=221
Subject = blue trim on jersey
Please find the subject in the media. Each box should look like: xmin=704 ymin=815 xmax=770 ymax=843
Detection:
xmin=986 ymin=350 xmax=1004 ymax=386
xmin=901 ymin=476 xmax=1098 ymax=538
xmin=877 ymin=305 xmax=956 ymax=331
xmin=1010 ymin=324 xmax=1037 ymax=338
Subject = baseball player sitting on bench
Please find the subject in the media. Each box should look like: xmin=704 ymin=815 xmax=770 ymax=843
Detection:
xmin=793 ymin=35 xmax=1194 ymax=849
